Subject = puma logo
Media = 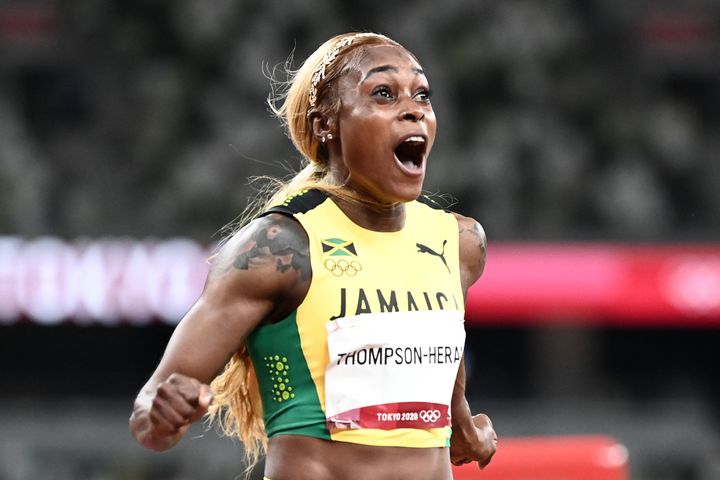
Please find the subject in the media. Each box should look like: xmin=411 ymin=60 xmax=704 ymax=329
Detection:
xmin=416 ymin=240 xmax=450 ymax=273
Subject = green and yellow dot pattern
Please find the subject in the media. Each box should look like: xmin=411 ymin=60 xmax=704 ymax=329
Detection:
xmin=264 ymin=354 xmax=295 ymax=403
xmin=279 ymin=189 xmax=309 ymax=207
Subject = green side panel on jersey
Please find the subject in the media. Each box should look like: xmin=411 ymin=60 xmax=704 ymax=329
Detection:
xmin=247 ymin=311 xmax=331 ymax=440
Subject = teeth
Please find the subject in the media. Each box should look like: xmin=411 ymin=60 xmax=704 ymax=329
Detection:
xmin=404 ymin=136 xmax=425 ymax=143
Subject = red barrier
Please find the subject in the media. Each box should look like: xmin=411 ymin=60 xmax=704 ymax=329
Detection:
xmin=452 ymin=435 xmax=629 ymax=480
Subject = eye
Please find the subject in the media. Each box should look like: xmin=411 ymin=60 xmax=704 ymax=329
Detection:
xmin=372 ymin=86 xmax=394 ymax=100
xmin=415 ymin=88 xmax=433 ymax=103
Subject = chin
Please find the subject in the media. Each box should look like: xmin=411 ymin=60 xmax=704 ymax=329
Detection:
xmin=353 ymin=177 xmax=425 ymax=206
xmin=385 ymin=182 xmax=425 ymax=204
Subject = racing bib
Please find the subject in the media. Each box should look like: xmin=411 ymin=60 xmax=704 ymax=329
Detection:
xmin=324 ymin=310 xmax=465 ymax=431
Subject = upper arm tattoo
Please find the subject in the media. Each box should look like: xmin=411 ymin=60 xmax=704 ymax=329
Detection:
xmin=458 ymin=218 xmax=487 ymax=288
xmin=458 ymin=222 xmax=483 ymax=241
xmin=211 ymin=214 xmax=310 ymax=282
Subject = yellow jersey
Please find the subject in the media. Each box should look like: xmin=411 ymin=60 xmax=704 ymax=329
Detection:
xmin=246 ymin=190 xmax=465 ymax=448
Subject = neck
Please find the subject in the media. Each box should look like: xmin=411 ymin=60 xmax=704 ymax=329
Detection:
xmin=331 ymin=193 xmax=406 ymax=232
xmin=324 ymin=166 xmax=409 ymax=232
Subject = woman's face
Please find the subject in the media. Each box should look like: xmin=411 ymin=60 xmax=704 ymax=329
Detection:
xmin=330 ymin=45 xmax=437 ymax=204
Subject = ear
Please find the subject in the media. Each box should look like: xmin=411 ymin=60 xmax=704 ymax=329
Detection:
xmin=310 ymin=111 xmax=336 ymax=143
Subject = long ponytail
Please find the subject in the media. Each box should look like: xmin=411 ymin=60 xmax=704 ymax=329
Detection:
xmin=206 ymin=32 xmax=400 ymax=475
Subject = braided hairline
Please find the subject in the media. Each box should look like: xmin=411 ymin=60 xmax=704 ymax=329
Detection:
xmin=308 ymin=32 xmax=383 ymax=108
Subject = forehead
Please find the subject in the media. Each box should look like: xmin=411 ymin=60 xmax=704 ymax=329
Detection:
xmin=347 ymin=45 xmax=425 ymax=78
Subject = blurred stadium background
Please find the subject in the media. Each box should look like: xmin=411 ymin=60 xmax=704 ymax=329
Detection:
xmin=1 ymin=1 xmax=719 ymax=479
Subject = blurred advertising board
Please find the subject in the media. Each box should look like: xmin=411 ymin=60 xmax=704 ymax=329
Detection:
xmin=0 ymin=237 xmax=209 ymax=325
xmin=468 ymin=243 xmax=720 ymax=326
xmin=1 ymin=237 xmax=719 ymax=326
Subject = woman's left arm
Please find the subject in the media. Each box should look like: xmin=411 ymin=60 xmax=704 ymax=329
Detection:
xmin=449 ymin=213 xmax=497 ymax=468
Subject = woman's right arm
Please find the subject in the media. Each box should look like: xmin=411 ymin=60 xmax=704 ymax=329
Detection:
xmin=129 ymin=213 xmax=311 ymax=451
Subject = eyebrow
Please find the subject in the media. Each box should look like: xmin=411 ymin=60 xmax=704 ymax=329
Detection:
xmin=361 ymin=65 xmax=425 ymax=83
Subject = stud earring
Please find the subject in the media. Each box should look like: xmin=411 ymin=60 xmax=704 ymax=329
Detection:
xmin=327 ymin=133 xmax=333 ymax=140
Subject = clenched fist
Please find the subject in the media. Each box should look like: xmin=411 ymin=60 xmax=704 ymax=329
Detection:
xmin=450 ymin=413 xmax=498 ymax=469
xmin=130 ymin=373 xmax=213 ymax=452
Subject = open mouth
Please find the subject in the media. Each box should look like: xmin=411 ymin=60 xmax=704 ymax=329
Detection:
xmin=393 ymin=136 xmax=426 ymax=171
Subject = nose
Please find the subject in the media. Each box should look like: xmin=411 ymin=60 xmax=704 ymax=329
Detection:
xmin=398 ymin=95 xmax=425 ymax=122
xmin=399 ymin=108 xmax=425 ymax=122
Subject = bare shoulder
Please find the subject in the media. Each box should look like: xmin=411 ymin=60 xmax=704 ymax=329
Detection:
xmin=139 ymin=213 xmax=312 ymax=387
xmin=452 ymin=212 xmax=487 ymax=293
xmin=206 ymin=213 xmax=311 ymax=315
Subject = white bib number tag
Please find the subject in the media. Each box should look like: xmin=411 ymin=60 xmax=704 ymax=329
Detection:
xmin=324 ymin=310 xmax=465 ymax=431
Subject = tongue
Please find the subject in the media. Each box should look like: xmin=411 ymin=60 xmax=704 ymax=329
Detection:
xmin=395 ymin=141 xmax=421 ymax=169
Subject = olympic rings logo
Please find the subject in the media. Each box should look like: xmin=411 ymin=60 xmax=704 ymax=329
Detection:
xmin=419 ymin=409 xmax=441 ymax=423
xmin=324 ymin=258 xmax=362 ymax=277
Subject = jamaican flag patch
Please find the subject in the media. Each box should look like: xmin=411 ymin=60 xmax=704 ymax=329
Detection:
xmin=321 ymin=238 xmax=358 ymax=257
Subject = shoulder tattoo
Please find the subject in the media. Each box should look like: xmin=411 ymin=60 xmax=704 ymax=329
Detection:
xmin=458 ymin=218 xmax=487 ymax=279
xmin=212 ymin=214 xmax=310 ymax=281
xmin=459 ymin=220 xmax=486 ymax=249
